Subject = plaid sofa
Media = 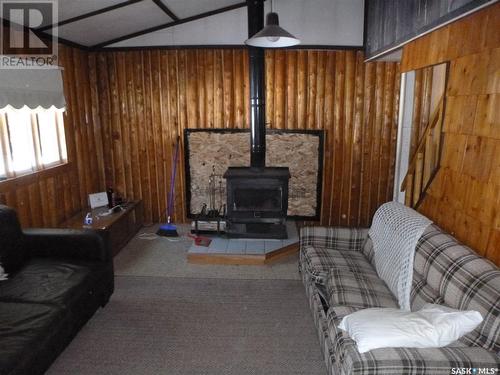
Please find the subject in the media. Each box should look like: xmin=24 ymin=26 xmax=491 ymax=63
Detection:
xmin=299 ymin=224 xmax=500 ymax=375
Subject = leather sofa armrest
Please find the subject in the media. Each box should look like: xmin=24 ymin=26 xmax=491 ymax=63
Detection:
xmin=22 ymin=228 xmax=110 ymax=262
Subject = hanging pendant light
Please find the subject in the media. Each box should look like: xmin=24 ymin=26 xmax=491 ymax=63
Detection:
xmin=245 ymin=0 xmax=300 ymax=48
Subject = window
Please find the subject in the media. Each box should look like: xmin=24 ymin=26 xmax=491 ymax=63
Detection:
xmin=0 ymin=108 xmax=67 ymax=180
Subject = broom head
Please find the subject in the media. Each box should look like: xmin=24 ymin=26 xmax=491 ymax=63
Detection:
xmin=156 ymin=223 xmax=179 ymax=237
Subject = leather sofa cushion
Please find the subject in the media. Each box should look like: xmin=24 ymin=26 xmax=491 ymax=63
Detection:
xmin=0 ymin=257 xmax=106 ymax=308
xmin=0 ymin=205 xmax=29 ymax=274
xmin=0 ymin=302 xmax=66 ymax=375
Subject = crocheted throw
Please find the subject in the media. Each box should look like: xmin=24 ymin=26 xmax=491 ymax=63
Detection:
xmin=370 ymin=202 xmax=432 ymax=310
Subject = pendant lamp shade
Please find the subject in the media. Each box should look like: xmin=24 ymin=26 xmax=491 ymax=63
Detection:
xmin=245 ymin=12 xmax=300 ymax=48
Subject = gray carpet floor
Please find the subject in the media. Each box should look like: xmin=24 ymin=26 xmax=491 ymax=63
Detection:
xmin=47 ymin=276 xmax=326 ymax=375
xmin=113 ymin=224 xmax=301 ymax=280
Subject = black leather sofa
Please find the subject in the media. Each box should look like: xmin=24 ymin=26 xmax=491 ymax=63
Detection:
xmin=0 ymin=205 xmax=114 ymax=375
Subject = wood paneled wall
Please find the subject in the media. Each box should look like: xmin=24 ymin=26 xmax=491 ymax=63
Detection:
xmin=0 ymin=45 xmax=104 ymax=227
xmin=265 ymin=50 xmax=400 ymax=227
xmin=91 ymin=49 xmax=250 ymax=225
xmin=91 ymin=49 xmax=401 ymax=227
xmin=401 ymin=3 xmax=500 ymax=265
xmin=0 ymin=45 xmax=401 ymax=229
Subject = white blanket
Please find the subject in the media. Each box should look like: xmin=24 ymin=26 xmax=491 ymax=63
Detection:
xmin=370 ymin=202 xmax=432 ymax=310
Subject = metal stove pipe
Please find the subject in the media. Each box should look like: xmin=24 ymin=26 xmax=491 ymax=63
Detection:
xmin=247 ymin=0 xmax=266 ymax=168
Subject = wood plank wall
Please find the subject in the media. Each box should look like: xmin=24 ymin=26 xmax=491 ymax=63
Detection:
xmin=91 ymin=49 xmax=251 ymax=225
xmin=0 ymin=45 xmax=401 ymax=229
xmin=0 ymin=45 xmax=104 ymax=227
xmin=265 ymin=50 xmax=400 ymax=227
xmin=401 ymin=3 xmax=500 ymax=265
xmin=91 ymin=49 xmax=401 ymax=227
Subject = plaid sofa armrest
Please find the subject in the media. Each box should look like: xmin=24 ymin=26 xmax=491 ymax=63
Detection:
xmin=300 ymin=226 xmax=369 ymax=253
xmin=326 ymin=310 xmax=500 ymax=375
xmin=339 ymin=342 xmax=500 ymax=375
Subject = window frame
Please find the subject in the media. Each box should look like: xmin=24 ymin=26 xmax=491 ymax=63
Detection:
xmin=0 ymin=108 xmax=68 ymax=182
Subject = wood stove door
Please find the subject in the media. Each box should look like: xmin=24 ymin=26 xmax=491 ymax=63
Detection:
xmin=226 ymin=178 xmax=289 ymax=222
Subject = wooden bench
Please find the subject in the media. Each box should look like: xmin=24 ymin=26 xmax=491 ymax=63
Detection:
xmin=62 ymin=200 xmax=144 ymax=257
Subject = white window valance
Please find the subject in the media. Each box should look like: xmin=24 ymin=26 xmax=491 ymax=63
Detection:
xmin=0 ymin=68 xmax=66 ymax=111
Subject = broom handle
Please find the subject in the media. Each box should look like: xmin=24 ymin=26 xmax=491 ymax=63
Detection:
xmin=167 ymin=136 xmax=180 ymax=219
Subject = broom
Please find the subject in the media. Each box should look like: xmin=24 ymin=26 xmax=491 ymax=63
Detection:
xmin=157 ymin=136 xmax=180 ymax=237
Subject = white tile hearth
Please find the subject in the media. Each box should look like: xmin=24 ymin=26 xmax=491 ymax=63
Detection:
xmin=188 ymin=221 xmax=298 ymax=255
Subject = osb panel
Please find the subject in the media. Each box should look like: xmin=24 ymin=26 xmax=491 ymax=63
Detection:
xmin=267 ymin=133 xmax=320 ymax=217
xmin=186 ymin=131 xmax=321 ymax=217
xmin=402 ymin=3 xmax=500 ymax=266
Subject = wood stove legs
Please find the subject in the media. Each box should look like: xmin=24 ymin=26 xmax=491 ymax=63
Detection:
xmin=225 ymin=221 xmax=288 ymax=239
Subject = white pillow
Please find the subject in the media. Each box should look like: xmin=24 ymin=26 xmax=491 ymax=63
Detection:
xmin=338 ymin=304 xmax=483 ymax=353
xmin=0 ymin=263 xmax=8 ymax=281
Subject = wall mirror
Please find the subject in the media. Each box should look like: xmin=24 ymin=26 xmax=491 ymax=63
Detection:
xmin=394 ymin=62 xmax=449 ymax=208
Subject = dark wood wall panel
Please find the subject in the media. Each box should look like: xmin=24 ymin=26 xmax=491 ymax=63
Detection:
xmin=0 ymin=45 xmax=104 ymax=227
xmin=265 ymin=50 xmax=400 ymax=227
xmin=366 ymin=0 xmax=492 ymax=58
xmin=401 ymin=3 xmax=500 ymax=266
xmin=0 ymin=45 xmax=401 ymax=229
xmin=92 ymin=48 xmax=400 ymax=227
xmin=92 ymin=49 xmax=250 ymax=224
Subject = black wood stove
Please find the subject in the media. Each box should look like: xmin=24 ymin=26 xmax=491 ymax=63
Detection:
xmin=223 ymin=0 xmax=290 ymax=239
xmin=224 ymin=167 xmax=290 ymax=238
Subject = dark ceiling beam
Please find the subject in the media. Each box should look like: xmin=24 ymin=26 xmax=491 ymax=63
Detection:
xmin=1 ymin=17 xmax=91 ymax=50
xmin=31 ymin=28 xmax=91 ymax=51
xmin=151 ymin=0 xmax=179 ymax=21
xmin=98 ymin=44 xmax=363 ymax=52
xmin=92 ymin=1 xmax=248 ymax=49
xmin=37 ymin=0 xmax=144 ymax=32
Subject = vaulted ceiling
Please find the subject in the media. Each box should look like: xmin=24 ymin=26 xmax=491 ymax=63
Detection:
xmin=2 ymin=0 xmax=365 ymax=50
xmin=39 ymin=0 xmax=248 ymax=48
